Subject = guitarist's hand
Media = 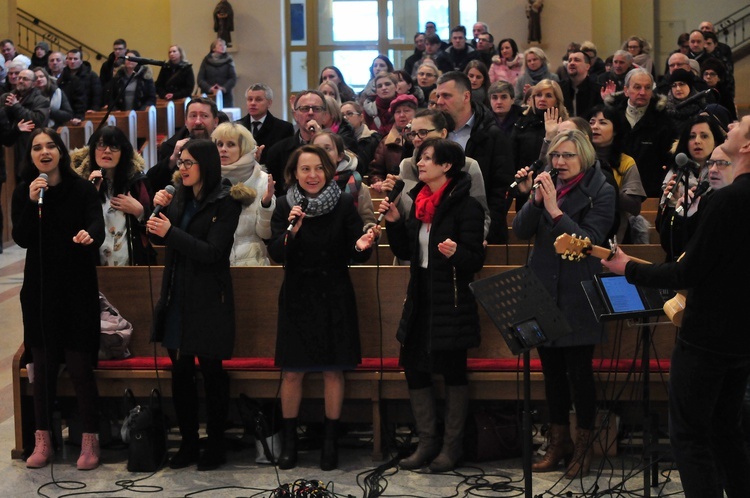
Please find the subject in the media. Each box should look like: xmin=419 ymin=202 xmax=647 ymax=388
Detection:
xmin=601 ymin=247 xmax=631 ymax=275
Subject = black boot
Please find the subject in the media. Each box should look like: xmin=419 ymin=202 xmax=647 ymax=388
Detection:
xmin=169 ymin=435 xmax=199 ymax=469
xmin=399 ymin=388 xmax=440 ymax=470
xmin=429 ymin=385 xmax=469 ymax=473
xmin=169 ymin=356 xmax=200 ymax=469
xmin=198 ymin=366 xmax=228 ymax=471
xmin=320 ymin=418 xmax=339 ymax=471
xmin=197 ymin=436 xmax=226 ymax=471
xmin=277 ymin=418 xmax=298 ymax=470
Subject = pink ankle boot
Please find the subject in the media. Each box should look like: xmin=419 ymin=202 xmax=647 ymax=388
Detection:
xmin=77 ymin=433 xmax=100 ymax=470
xmin=27 ymin=430 xmax=53 ymax=468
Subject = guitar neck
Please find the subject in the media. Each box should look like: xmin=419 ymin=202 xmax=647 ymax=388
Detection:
xmin=587 ymin=244 xmax=651 ymax=265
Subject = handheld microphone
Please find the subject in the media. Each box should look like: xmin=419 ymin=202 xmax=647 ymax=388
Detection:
xmin=119 ymin=55 xmax=166 ymax=67
xmin=151 ymin=185 xmax=176 ymax=218
xmin=676 ymin=180 xmax=710 ymax=215
xmin=38 ymin=173 xmax=49 ymax=206
xmin=531 ymin=168 xmax=559 ymax=191
xmin=666 ymin=153 xmax=698 ymax=200
xmin=377 ymin=180 xmax=406 ymax=223
xmin=286 ymin=197 xmax=309 ymax=232
xmin=510 ymin=159 xmax=545 ymax=189
xmin=308 ymin=124 xmax=316 ymax=133
xmin=675 ymin=88 xmax=714 ymax=109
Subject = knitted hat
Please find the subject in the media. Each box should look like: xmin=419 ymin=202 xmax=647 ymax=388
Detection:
xmin=34 ymin=41 xmax=50 ymax=52
xmin=389 ymin=94 xmax=418 ymax=113
xmin=668 ymin=69 xmax=694 ymax=90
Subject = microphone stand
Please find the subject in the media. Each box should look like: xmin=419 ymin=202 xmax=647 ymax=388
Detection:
xmin=95 ymin=65 xmax=145 ymax=132
xmin=678 ymin=163 xmax=694 ymax=253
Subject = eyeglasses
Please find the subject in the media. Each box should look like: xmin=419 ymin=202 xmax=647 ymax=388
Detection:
xmin=706 ymin=159 xmax=732 ymax=168
xmin=406 ymin=128 xmax=437 ymax=139
xmin=703 ymin=71 xmax=718 ymax=77
xmin=549 ymin=152 xmax=578 ymax=160
xmin=177 ymin=159 xmax=198 ymax=169
xmin=627 ymin=45 xmax=640 ymax=50
xmin=342 ymin=111 xmax=361 ymax=118
xmin=95 ymin=143 xmax=121 ymax=152
xmin=296 ymin=105 xmax=325 ymax=113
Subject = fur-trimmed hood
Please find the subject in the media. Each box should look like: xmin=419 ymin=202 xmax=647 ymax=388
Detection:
xmin=170 ymin=169 xmax=257 ymax=206
xmin=71 ymin=145 xmax=146 ymax=181
xmin=604 ymin=90 xmax=667 ymax=112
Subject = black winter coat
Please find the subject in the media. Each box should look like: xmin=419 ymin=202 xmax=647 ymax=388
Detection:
xmin=267 ymin=191 xmax=371 ymax=368
xmin=106 ymin=66 xmax=157 ymax=111
xmin=151 ymin=179 xmax=241 ymax=359
xmin=155 ymin=62 xmax=195 ymax=100
xmin=236 ymin=111 xmax=294 ymax=164
xmin=387 ymin=172 xmax=485 ymax=351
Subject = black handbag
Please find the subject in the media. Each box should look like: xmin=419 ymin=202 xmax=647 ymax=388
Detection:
xmin=464 ymin=409 xmax=522 ymax=462
xmin=122 ymin=389 xmax=168 ymax=472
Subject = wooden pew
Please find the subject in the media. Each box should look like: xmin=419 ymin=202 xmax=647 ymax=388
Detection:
xmin=57 ymin=121 xmax=95 ymax=150
xmin=155 ymin=100 xmax=176 ymax=138
xmin=135 ymin=106 xmax=158 ymax=167
xmin=85 ymin=110 xmax=137 ymax=150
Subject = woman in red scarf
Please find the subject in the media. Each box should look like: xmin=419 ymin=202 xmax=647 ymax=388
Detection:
xmin=379 ymin=138 xmax=485 ymax=472
xmin=512 ymin=130 xmax=616 ymax=479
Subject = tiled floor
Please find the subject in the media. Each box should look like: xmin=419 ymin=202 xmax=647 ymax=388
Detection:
xmin=0 ymin=244 xmax=686 ymax=497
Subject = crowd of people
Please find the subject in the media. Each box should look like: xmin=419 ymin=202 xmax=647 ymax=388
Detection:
xmin=1 ymin=17 xmax=747 ymax=497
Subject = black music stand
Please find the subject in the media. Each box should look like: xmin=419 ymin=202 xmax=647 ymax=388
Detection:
xmin=470 ymin=267 xmax=572 ymax=498
xmin=582 ymin=275 xmax=671 ymax=498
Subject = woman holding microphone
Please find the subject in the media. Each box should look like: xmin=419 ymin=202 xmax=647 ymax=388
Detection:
xmin=147 ymin=139 xmax=241 ymax=471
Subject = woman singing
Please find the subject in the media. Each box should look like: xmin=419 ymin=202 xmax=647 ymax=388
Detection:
xmin=148 ymin=139 xmax=241 ymax=471
xmin=13 ymin=128 xmax=105 ymax=470
xmin=512 ymin=130 xmax=615 ymax=478
xmin=267 ymin=145 xmax=378 ymax=471
xmin=379 ymin=138 xmax=485 ymax=472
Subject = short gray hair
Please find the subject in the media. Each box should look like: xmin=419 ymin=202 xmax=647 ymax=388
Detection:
xmin=624 ymin=68 xmax=653 ymax=88
xmin=613 ymin=50 xmax=633 ymax=63
xmin=246 ymin=83 xmax=273 ymax=101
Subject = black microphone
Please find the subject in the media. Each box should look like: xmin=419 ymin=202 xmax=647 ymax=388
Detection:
xmin=510 ymin=159 xmax=544 ymax=189
xmin=38 ymin=173 xmax=48 ymax=206
xmin=119 ymin=55 xmax=166 ymax=67
xmin=377 ymin=180 xmax=406 ymax=223
xmin=676 ymin=180 xmax=710 ymax=215
xmin=286 ymin=197 xmax=309 ymax=232
xmin=675 ymin=88 xmax=714 ymax=109
xmin=531 ymin=168 xmax=559 ymax=191
xmin=151 ymin=185 xmax=176 ymax=218
xmin=666 ymin=153 xmax=698 ymax=201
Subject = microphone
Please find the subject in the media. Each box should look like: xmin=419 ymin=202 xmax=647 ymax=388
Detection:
xmin=286 ymin=197 xmax=309 ymax=232
xmin=510 ymin=159 xmax=544 ymax=189
xmin=675 ymin=88 xmax=714 ymax=109
xmin=676 ymin=180 xmax=710 ymax=215
xmin=377 ymin=180 xmax=406 ymax=223
xmin=666 ymin=153 xmax=698 ymax=201
xmin=151 ymin=185 xmax=176 ymax=218
xmin=531 ymin=168 xmax=559 ymax=191
xmin=119 ymin=55 xmax=166 ymax=67
xmin=308 ymin=125 xmax=316 ymax=133
xmin=38 ymin=173 xmax=48 ymax=206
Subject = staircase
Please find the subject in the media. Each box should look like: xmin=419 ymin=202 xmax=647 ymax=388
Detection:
xmin=15 ymin=7 xmax=106 ymax=63
xmin=715 ymin=5 xmax=750 ymax=58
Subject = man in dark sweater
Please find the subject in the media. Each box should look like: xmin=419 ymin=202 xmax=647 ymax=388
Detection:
xmin=603 ymin=115 xmax=750 ymax=498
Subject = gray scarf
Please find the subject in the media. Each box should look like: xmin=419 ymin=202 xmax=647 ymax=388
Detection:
xmin=287 ymin=181 xmax=341 ymax=218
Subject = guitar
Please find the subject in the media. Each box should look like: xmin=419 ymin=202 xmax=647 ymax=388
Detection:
xmin=552 ymin=233 xmax=686 ymax=326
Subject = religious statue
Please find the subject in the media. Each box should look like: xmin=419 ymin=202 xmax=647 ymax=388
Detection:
xmin=214 ymin=0 xmax=235 ymax=47
xmin=526 ymin=0 xmax=543 ymax=43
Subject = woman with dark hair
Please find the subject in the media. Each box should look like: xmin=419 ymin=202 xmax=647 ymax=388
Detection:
xmin=155 ymin=45 xmax=195 ymax=100
xmin=489 ymin=38 xmax=522 ymax=85
xmin=73 ymin=126 xmax=153 ymax=265
xmin=665 ymin=69 xmax=706 ymax=134
xmin=394 ymin=69 xmax=426 ymax=107
xmin=319 ymin=66 xmax=357 ymax=103
xmin=13 ymin=128 xmax=105 ymax=470
xmin=106 ymin=50 xmax=157 ymax=111
xmin=267 ymin=144 xmax=378 ymax=471
xmin=701 ymin=58 xmax=737 ymax=122
xmin=513 ymin=130 xmax=615 ymax=479
xmin=379 ymin=138 xmax=485 ymax=472
xmin=147 ymin=139 xmax=241 ymax=471
xmin=358 ymin=55 xmax=395 ymax=103
xmin=464 ymin=60 xmax=490 ymax=107
xmin=33 ymin=66 xmax=73 ymax=127
xmin=658 ymin=114 xmax=725 ymax=261
xmin=587 ymin=105 xmax=646 ymax=242
xmin=362 ymin=72 xmax=399 ymax=136
xmin=197 ymin=38 xmax=237 ymax=107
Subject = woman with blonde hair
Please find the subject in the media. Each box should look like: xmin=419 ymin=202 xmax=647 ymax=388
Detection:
xmin=155 ymin=44 xmax=195 ymax=100
xmin=211 ymin=122 xmax=274 ymax=266
xmin=622 ymin=36 xmax=654 ymax=76
xmin=513 ymin=47 xmax=558 ymax=105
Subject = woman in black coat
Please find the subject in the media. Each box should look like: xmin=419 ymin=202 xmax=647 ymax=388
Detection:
xmin=379 ymin=138 xmax=485 ymax=472
xmin=147 ymin=139 xmax=241 ymax=471
xmin=13 ymin=128 xmax=105 ymax=470
xmin=267 ymin=144 xmax=379 ymax=471
xmin=106 ymin=50 xmax=157 ymax=111
xmin=155 ymin=45 xmax=196 ymax=100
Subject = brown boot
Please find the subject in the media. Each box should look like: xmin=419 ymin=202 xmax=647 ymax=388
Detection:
xmin=564 ymin=428 xmax=594 ymax=479
xmin=428 ymin=385 xmax=469 ymax=473
xmin=531 ymin=424 xmax=573 ymax=472
xmin=399 ymin=388 xmax=440 ymax=470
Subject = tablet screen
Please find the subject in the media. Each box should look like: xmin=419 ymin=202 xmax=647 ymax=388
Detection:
xmin=598 ymin=275 xmax=646 ymax=313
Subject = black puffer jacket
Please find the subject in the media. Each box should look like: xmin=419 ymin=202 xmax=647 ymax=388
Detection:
xmin=387 ymin=172 xmax=486 ymax=351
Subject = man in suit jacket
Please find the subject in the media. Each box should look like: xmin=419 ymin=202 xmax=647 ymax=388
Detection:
xmin=236 ymin=83 xmax=294 ymax=164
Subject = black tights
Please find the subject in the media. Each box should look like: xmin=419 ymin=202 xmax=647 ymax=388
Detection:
xmin=32 ymin=347 xmax=99 ymax=433
xmin=537 ymin=345 xmax=597 ymax=429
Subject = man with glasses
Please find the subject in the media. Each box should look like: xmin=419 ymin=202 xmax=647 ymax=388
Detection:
xmin=236 ymin=83 xmax=293 ymax=164
xmin=265 ymin=90 xmax=332 ymax=197
xmin=474 ymin=32 xmax=495 ymax=67
xmin=147 ymin=97 xmax=219 ymax=192
xmin=99 ymin=38 xmax=128 ymax=87
xmin=657 ymin=52 xmax=706 ymax=96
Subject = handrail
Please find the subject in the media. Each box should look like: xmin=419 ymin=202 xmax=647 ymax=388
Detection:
xmin=16 ymin=7 xmax=107 ymax=62
xmin=713 ymin=5 xmax=750 ymax=51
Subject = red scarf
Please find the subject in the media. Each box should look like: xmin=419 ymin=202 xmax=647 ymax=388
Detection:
xmin=555 ymin=171 xmax=585 ymax=205
xmin=414 ymin=180 xmax=451 ymax=224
